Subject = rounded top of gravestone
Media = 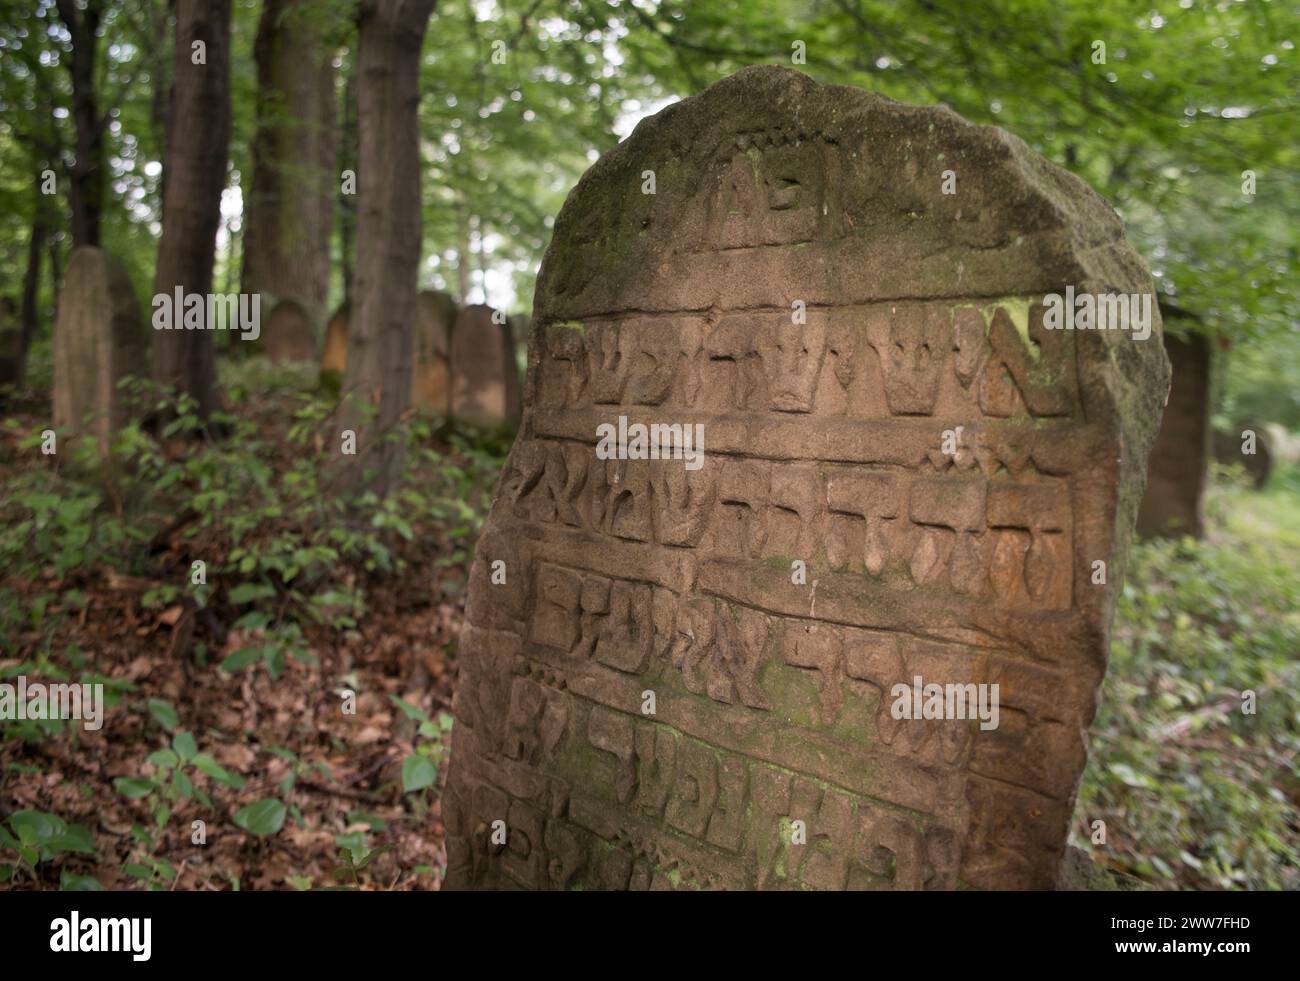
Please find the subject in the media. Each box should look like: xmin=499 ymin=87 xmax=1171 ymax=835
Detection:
xmin=418 ymin=289 xmax=458 ymax=320
xmin=531 ymin=63 xmax=1167 ymax=454
xmin=266 ymin=297 xmax=317 ymax=363
xmin=537 ymin=64 xmax=1145 ymax=319
xmin=269 ymin=296 xmax=309 ymax=320
xmin=453 ymin=304 xmax=507 ymax=338
xmin=417 ymin=290 xmax=458 ymax=354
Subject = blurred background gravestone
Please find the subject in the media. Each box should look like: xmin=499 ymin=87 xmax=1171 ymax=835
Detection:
xmin=450 ymin=303 xmax=521 ymax=428
xmin=412 ymin=290 xmax=458 ymax=413
xmin=52 ymin=246 xmax=149 ymax=454
xmin=264 ymin=297 xmax=317 ymax=364
xmin=1137 ymin=311 xmax=1216 ymax=538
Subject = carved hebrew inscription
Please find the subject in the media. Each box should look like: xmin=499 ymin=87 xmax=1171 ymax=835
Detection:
xmin=443 ymin=66 xmax=1167 ymax=890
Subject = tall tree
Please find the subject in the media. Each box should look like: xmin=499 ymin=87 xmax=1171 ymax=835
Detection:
xmin=337 ymin=59 xmax=357 ymax=308
xmin=7 ymin=174 xmax=53 ymax=386
xmin=54 ymin=0 xmax=105 ymax=247
xmin=0 ymin=52 xmax=59 ymax=389
xmin=337 ymin=0 xmax=436 ymax=494
xmin=151 ymin=0 xmax=232 ymax=422
xmin=145 ymin=0 xmax=177 ymax=206
xmin=241 ymin=0 xmax=338 ymax=332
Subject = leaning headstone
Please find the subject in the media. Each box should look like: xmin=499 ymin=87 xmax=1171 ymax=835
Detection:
xmin=53 ymin=246 xmax=149 ymax=453
xmin=1214 ymin=423 xmax=1273 ymax=488
xmin=443 ymin=67 xmax=1170 ymax=891
xmin=319 ymin=301 xmax=350 ymax=383
xmin=411 ymin=290 xmax=458 ymax=413
xmin=264 ymin=298 xmax=317 ymax=364
xmin=450 ymin=304 xmax=521 ymax=427
xmin=1137 ymin=326 xmax=1215 ymax=538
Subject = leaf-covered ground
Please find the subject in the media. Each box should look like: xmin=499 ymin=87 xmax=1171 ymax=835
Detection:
xmin=2 ymin=364 xmax=1298 ymax=890
xmin=0 ymin=363 xmax=506 ymax=890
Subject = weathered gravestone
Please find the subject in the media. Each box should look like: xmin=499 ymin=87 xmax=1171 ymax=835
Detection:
xmin=1137 ymin=325 xmax=1215 ymax=538
xmin=265 ymin=298 xmax=317 ymax=364
xmin=443 ymin=66 xmax=1170 ymax=891
xmin=53 ymin=246 xmax=149 ymax=453
xmin=412 ymin=290 xmax=458 ymax=412
xmin=450 ymin=304 xmax=522 ymax=427
xmin=319 ymin=301 xmax=350 ymax=382
xmin=1214 ymin=423 xmax=1273 ymax=489
xmin=318 ymin=292 xmax=459 ymax=411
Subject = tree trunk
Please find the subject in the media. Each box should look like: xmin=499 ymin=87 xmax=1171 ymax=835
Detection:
xmin=336 ymin=0 xmax=435 ymax=495
xmin=149 ymin=0 xmax=176 ymax=208
xmin=0 ymin=201 xmax=45 ymax=389
xmin=151 ymin=0 xmax=232 ymax=423
xmin=338 ymin=64 xmax=358 ymax=308
xmin=5 ymin=70 xmax=60 ymax=388
xmin=17 ymin=202 xmax=49 ymax=368
xmin=55 ymin=0 xmax=105 ymax=248
xmin=241 ymin=0 xmax=338 ymax=335
xmin=48 ymin=234 xmax=63 ymax=300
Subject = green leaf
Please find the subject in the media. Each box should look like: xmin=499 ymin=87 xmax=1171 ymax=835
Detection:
xmin=220 ymin=647 xmax=261 ymax=672
xmin=390 ymin=695 xmax=431 ymax=723
xmin=335 ymin=831 xmax=366 ymax=853
xmin=401 ymin=755 xmax=437 ymax=793
xmin=355 ymin=843 xmax=395 ymax=869
xmin=192 ymin=753 xmax=245 ymax=789
xmin=233 ymin=798 xmax=287 ymax=837
xmin=59 ymin=870 xmax=105 ymax=891
xmin=146 ymin=699 xmax=179 ymax=732
xmin=172 ymin=731 xmax=198 ymax=762
xmin=46 ymin=824 xmax=95 ymax=854
xmin=148 ymin=749 xmax=179 ymax=770
xmin=113 ymin=777 xmax=157 ymax=800
xmin=232 ymin=611 xmax=272 ymax=631
xmin=229 ymin=582 xmax=275 ymax=604
xmin=10 ymin=810 xmax=63 ymax=843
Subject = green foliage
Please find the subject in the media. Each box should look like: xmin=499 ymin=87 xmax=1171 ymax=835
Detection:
xmin=1 ymin=371 xmax=501 ymax=677
xmin=0 ymin=651 xmax=131 ymax=744
xmin=1076 ymin=469 xmax=1300 ymax=889
xmin=1222 ymin=333 xmax=1300 ymax=431
xmin=391 ymin=694 xmax=454 ymax=796
xmin=0 ymin=809 xmax=97 ymax=887
xmin=233 ymin=798 xmax=288 ymax=837
xmin=1 ymin=365 xmax=502 ymax=887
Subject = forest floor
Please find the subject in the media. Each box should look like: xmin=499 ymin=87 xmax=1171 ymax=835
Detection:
xmin=1 ymin=359 xmax=1298 ymax=890
xmin=0 ymin=360 xmax=508 ymax=890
